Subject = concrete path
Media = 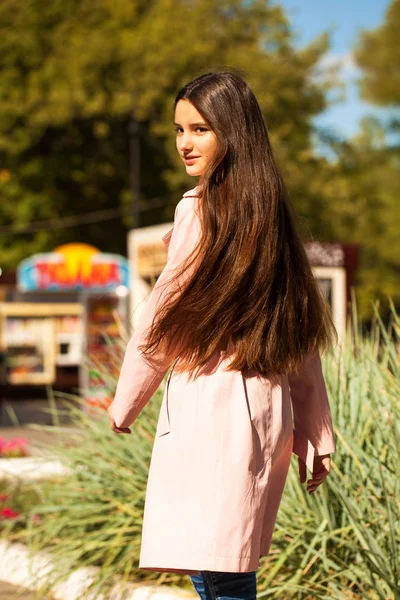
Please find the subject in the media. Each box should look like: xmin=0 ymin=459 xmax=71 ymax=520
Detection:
xmin=0 ymin=424 xmax=82 ymax=457
xmin=0 ymin=580 xmax=52 ymax=599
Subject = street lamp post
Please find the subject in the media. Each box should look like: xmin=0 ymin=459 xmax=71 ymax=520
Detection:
xmin=129 ymin=108 xmax=141 ymax=230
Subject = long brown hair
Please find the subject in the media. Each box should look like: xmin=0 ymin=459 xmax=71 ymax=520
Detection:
xmin=140 ymin=72 xmax=337 ymax=378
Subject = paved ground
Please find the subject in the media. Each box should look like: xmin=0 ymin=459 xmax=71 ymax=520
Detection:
xmin=0 ymin=423 xmax=82 ymax=457
xmin=0 ymin=580 xmax=52 ymax=599
xmin=0 ymin=396 xmax=75 ymax=428
xmin=0 ymin=397 xmax=84 ymax=455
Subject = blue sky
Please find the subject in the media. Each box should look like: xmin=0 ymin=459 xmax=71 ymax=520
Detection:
xmin=275 ymin=0 xmax=393 ymax=142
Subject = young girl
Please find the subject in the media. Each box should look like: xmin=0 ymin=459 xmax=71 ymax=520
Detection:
xmin=108 ymin=72 xmax=337 ymax=600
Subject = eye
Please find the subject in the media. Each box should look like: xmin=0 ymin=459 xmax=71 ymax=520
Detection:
xmin=195 ymin=127 xmax=208 ymax=133
xmin=174 ymin=126 xmax=183 ymax=134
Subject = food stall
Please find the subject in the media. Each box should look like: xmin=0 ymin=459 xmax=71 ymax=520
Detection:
xmin=79 ymin=288 xmax=129 ymax=408
xmin=0 ymin=243 xmax=130 ymax=405
xmin=0 ymin=302 xmax=81 ymax=386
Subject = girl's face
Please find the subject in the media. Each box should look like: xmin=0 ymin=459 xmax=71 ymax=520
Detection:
xmin=174 ymin=99 xmax=218 ymax=177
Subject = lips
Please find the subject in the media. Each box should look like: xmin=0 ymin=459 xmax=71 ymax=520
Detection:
xmin=184 ymin=156 xmax=200 ymax=164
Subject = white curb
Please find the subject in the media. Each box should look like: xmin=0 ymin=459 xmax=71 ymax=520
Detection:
xmin=0 ymin=540 xmax=196 ymax=600
xmin=0 ymin=457 xmax=68 ymax=480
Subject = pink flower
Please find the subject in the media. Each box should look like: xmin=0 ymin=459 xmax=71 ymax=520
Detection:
xmin=0 ymin=506 xmax=20 ymax=519
xmin=0 ymin=494 xmax=7 ymax=502
xmin=0 ymin=437 xmax=29 ymax=458
xmin=8 ymin=437 xmax=28 ymax=447
xmin=31 ymin=514 xmax=41 ymax=524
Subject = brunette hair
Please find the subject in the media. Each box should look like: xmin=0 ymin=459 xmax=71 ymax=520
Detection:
xmin=140 ymin=72 xmax=337 ymax=378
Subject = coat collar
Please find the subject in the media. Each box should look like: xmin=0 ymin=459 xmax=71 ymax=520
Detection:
xmin=162 ymin=186 xmax=200 ymax=249
xmin=183 ymin=185 xmax=200 ymax=197
xmin=161 ymin=227 xmax=173 ymax=248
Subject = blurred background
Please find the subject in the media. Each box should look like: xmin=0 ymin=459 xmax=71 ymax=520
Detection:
xmin=0 ymin=3 xmax=399 ymax=598
xmin=0 ymin=0 xmax=398 ymax=422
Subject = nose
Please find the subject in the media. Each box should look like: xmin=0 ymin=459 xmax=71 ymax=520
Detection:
xmin=177 ymin=131 xmax=193 ymax=153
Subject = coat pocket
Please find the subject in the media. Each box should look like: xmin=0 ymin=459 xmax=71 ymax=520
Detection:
xmin=241 ymin=371 xmax=270 ymax=477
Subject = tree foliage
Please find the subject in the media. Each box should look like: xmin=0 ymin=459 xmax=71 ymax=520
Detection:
xmin=354 ymin=0 xmax=400 ymax=107
xmin=320 ymin=119 xmax=400 ymax=317
xmin=0 ymin=0 xmax=332 ymax=265
xmin=331 ymin=0 xmax=400 ymax=317
xmin=0 ymin=0 xmax=398 ymax=319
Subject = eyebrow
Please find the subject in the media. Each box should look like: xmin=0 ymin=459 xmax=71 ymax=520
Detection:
xmin=173 ymin=121 xmax=208 ymax=127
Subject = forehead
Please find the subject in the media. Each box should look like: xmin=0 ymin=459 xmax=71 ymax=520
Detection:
xmin=174 ymin=99 xmax=206 ymax=124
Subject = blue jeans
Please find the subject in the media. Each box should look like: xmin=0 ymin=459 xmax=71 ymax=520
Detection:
xmin=190 ymin=570 xmax=257 ymax=600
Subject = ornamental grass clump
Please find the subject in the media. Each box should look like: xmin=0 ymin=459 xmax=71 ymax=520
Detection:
xmin=16 ymin=389 xmax=169 ymax=598
xmin=256 ymin=302 xmax=400 ymax=599
xmin=8 ymin=302 xmax=400 ymax=599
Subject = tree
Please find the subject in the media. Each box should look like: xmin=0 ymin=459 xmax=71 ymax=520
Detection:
xmin=0 ymin=0 xmax=334 ymax=268
xmin=354 ymin=0 xmax=400 ymax=107
xmin=334 ymin=0 xmax=400 ymax=317
xmin=319 ymin=118 xmax=400 ymax=317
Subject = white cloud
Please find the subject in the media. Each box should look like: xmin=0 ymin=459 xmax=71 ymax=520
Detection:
xmin=315 ymin=51 xmax=360 ymax=81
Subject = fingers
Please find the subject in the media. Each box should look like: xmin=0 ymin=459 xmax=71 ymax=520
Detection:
xmin=306 ymin=455 xmax=331 ymax=495
xmin=306 ymin=471 xmax=328 ymax=494
xmin=112 ymin=426 xmax=131 ymax=435
xmin=107 ymin=404 xmax=131 ymax=434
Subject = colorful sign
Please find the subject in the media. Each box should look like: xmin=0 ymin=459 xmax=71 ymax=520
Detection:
xmin=17 ymin=244 xmax=129 ymax=291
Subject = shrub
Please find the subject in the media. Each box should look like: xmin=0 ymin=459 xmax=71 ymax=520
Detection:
xmin=0 ymin=478 xmax=43 ymax=537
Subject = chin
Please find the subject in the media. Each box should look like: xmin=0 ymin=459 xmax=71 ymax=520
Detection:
xmin=186 ymin=168 xmax=203 ymax=177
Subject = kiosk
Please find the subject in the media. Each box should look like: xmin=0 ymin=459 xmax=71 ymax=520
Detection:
xmin=0 ymin=243 xmax=130 ymax=406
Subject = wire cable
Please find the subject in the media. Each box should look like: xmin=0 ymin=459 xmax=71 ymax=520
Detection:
xmin=0 ymin=195 xmax=176 ymax=235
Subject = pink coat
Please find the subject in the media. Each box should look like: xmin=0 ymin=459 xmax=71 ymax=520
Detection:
xmin=111 ymin=186 xmax=336 ymax=576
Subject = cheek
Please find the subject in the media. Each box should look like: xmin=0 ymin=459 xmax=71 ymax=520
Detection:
xmin=201 ymin=136 xmax=217 ymax=159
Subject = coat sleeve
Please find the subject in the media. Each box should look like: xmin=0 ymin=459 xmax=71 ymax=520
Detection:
xmin=110 ymin=197 xmax=202 ymax=429
xmin=288 ymin=352 xmax=336 ymax=472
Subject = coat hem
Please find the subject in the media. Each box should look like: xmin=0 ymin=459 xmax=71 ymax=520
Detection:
xmin=139 ymin=552 xmax=261 ymax=575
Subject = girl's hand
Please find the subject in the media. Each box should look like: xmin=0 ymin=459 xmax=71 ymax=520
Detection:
xmin=107 ymin=404 xmax=131 ymax=434
xmin=298 ymin=454 xmax=331 ymax=494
